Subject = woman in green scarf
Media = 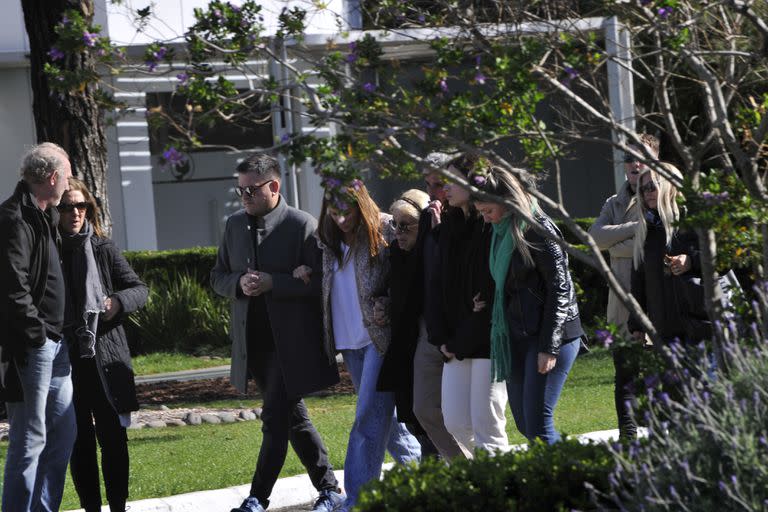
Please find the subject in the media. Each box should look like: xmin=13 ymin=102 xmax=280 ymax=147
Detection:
xmin=474 ymin=165 xmax=587 ymax=445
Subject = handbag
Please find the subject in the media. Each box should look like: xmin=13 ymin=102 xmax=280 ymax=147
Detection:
xmin=671 ymin=269 xmax=742 ymax=340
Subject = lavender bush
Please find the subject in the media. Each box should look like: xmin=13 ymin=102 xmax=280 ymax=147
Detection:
xmin=601 ymin=333 xmax=768 ymax=510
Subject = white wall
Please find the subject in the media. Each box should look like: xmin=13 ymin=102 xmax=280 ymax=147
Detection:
xmin=0 ymin=68 xmax=36 ymax=198
xmin=105 ymin=0 xmax=349 ymax=46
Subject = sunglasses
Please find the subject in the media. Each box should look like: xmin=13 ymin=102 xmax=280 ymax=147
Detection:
xmin=235 ymin=180 xmax=273 ymax=198
xmin=57 ymin=202 xmax=89 ymax=213
xmin=623 ymin=154 xmax=639 ymax=164
xmin=640 ymin=182 xmax=658 ymax=194
xmin=390 ymin=219 xmax=417 ymax=233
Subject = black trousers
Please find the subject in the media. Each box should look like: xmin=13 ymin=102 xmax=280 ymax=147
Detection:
xmin=69 ymin=357 xmax=129 ymax=512
xmin=249 ymin=350 xmax=338 ymax=506
xmin=613 ymin=348 xmax=637 ymax=440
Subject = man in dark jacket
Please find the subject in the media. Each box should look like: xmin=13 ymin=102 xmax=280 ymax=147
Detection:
xmin=0 ymin=142 xmax=76 ymax=511
xmin=211 ymin=154 xmax=343 ymax=512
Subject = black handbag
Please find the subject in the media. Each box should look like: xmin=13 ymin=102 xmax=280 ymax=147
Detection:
xmin=671 ymin=270 xmax=741 ymax=340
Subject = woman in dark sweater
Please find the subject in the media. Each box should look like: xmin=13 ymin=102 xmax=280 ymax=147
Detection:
xmin=59 ymin=178 xmax=148 ymax=512
xmin=428 ymin=154 xmax=509 ymax=455
xmin=474 ymin=165 xmax=586 ymax=445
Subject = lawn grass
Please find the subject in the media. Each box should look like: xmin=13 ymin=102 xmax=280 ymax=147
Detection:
xmin=131 ymin=352 xmax=230 ymax=376
xmin=0 ymin=350 xmax=616 ymax=510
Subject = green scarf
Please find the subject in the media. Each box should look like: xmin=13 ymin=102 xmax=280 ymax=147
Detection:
xmin=489 ymin=216 xmax=515 ymax=381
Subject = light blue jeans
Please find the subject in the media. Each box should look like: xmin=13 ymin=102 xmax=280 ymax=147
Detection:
xmin=341 ymin=343 xmax=421 ymax=510
xmin=3 ymin=338 xmax=77 ymax=512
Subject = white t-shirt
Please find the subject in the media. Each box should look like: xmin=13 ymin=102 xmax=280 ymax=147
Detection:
xmin=331 ymin=244 xmax=373 ymax=351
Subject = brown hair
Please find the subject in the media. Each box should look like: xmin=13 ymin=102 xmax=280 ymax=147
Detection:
xmin=318 ymin=182 xmax=386 ymax=266
xmin=65 ymin=177 xmax=105 ymax=238
xmin=638 ymin=133 xmax=660 ymax=158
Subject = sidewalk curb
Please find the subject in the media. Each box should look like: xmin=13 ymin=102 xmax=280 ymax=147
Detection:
xmin=66 ymin=429 xmax=640 ymax=512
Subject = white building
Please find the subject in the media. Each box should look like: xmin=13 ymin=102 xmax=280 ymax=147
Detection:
xmin=0 ymin=0 xmax=361 ymax=250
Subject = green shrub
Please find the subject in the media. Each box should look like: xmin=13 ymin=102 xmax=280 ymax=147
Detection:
xmin=127 ymin=273 xmax=230 ymax=355
xmin=124 ymin=246 xmax=217 ymax=290
xmin=356 ymin=440 xmax=613 ymax=511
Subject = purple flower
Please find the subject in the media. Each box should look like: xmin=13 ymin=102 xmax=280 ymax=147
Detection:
xmin=153 ymin=47 xmax=167 ymax=60
xmin=718 ymin=480 xmax=727 ymax=492
xmin=324 ymin=177 xmax=342 ymax=189
xmin=472 ymin=174 xmax=487 ymax=186
xmin=564 ymin=66 xmax=579 ymax=79
xmin=60 ymin=15 xmax=70 ymax=26
xmin=346 ymin=52 xmax=358 ymax=64
xmin=731 ymin=475 xmax=738 ymax=486
xmin=83 ymin=32 xmax=100 ymax=47
xmin=176 ymin=72 xmax=189 ymax=85
xmin=280 ymin=133 xmax=291 ymax=144
xmin=418 ymin=14 xmax=425 ymax=24
xmin=640 ymin=0 xmax=651 ymax=5
xmin=48 ymin=47 xmax=65 ymax=61
xmin=420 ymin=119 xmax=437 ymax=130
xmin=362 ymin=82 xmax=376 ymax=93
xmin=595 ymin=329 xmax=614 ymax=348
xmin=213 ymin=9 xmax=223 ymax=19
xmin=228 ymin=2 xmax=241 ymax=13
xmin=643 ymin=374 xmax=660 ymax=389
xmin=162 ymin=147 xmax=186 ymax=167
xmin=659 ymin=392 xmax=671 ymax=406
xmin=475 ymin=55 xmax=482 ymax=67
xmin=474 ymin=72 xmax=487 ymax=85
xmin=439 ymin=79 xmax=448 ymax=93
xmin=658 ymin=6 xmax=673 ymax=18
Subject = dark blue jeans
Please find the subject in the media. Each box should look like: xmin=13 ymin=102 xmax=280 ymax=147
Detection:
xmin=506 ymin=338 xmax=579 ymax=444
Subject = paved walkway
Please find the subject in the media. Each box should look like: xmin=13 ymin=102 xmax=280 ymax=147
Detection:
xmin=64 ymin=428 xmax=636 ymax=512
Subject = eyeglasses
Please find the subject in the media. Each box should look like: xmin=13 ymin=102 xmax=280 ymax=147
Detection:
xmin=390 ymin=219 xmax=417 ymax=233
xmin=57 ymin=202 xmax=89 ymax=213
xmin=640 ymin=182 xmax=658 ymax=194
xmin=235 ymin=180 xmax=273 ymax=198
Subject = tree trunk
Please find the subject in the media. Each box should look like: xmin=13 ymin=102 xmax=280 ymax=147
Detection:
xmin=21 ymin=0 xmax=112 ymax=235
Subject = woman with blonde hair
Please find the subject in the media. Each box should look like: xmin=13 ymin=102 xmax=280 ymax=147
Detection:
xmin=298 ymin=179 xmax=421 ymax=511
xmin=376 ymin=189 xmax=435 ymax=452
xmin=474 ymin=164 xmax=586 ymax=444
xmin=627 ymin=163 xmax=707 ymax=343
xmin=59 ymin=178 xmax=148 ymax=512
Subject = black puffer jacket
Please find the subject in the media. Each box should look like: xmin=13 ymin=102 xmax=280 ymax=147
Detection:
xmin=503 ymin=213 xmax=585 ymax=355
xmin=64 ymin=236 xmax=148 ymax=414
xmin=627 ymin=211 xmax=701 ymax=340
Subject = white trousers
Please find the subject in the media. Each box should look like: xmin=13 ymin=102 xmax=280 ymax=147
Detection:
xmin=441 ymin=357 xmax=509 ymax=455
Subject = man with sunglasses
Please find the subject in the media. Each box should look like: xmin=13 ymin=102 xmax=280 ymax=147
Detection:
xmin=0 ymin=142 xmax=76 ymax=511
xmin=588 ymin=133 xmax=659 ymax=440
xmin=211 ymin=154 xmax=343 ymax=512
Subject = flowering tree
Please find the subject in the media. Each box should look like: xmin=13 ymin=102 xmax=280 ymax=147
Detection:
xmin=39 ymin=0 xmax=768 ymax=341
xmin=21 ymin=0 xmax=121 ymax=232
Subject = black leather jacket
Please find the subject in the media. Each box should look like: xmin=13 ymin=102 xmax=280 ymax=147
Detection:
xmin=503 ymin=214 xmax=584 ymax=355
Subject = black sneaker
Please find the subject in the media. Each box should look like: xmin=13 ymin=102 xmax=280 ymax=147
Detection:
xmin=231 ymin=496 xmax=266 ymax=512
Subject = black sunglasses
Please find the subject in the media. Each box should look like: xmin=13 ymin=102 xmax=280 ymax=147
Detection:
xmin=640 ymin=182 xmax=658 ymax=194
xmin=623 ymin=154 xmax=639 ymax=164
xmin=390 ymin=219 xmax=417 ymax=233
xmin=235 ymin=180 xmax=273 ymax=198
xmin=57 ymin=202 xmax=89 ymax=213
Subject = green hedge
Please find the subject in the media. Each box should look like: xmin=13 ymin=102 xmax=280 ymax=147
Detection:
xmin=124 ymin=246 xmax=218 ymax=289
xmin=357 ymin=439 xmax=613 ymax=511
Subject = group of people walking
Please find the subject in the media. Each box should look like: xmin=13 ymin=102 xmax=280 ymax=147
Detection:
xmin=212 ymin=152 xmax=588 ymax=512
xmin=0 ymin=135 xmax=714 ymax=512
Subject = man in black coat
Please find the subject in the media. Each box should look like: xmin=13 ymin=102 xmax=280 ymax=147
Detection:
xmin=211 ymin=154 xmax=343 ymax=512
xmin=0 ymin=142 xmax=76 ymax=511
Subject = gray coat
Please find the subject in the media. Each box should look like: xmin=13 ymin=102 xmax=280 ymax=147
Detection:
xmin=588 ymin=181 xmax=637 ymax=337
xmin=211 ymin=197 xmax=339 ymax=398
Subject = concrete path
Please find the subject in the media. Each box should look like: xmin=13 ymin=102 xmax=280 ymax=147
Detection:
xmin=65 ymin=428 xmax=637 ymax=512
